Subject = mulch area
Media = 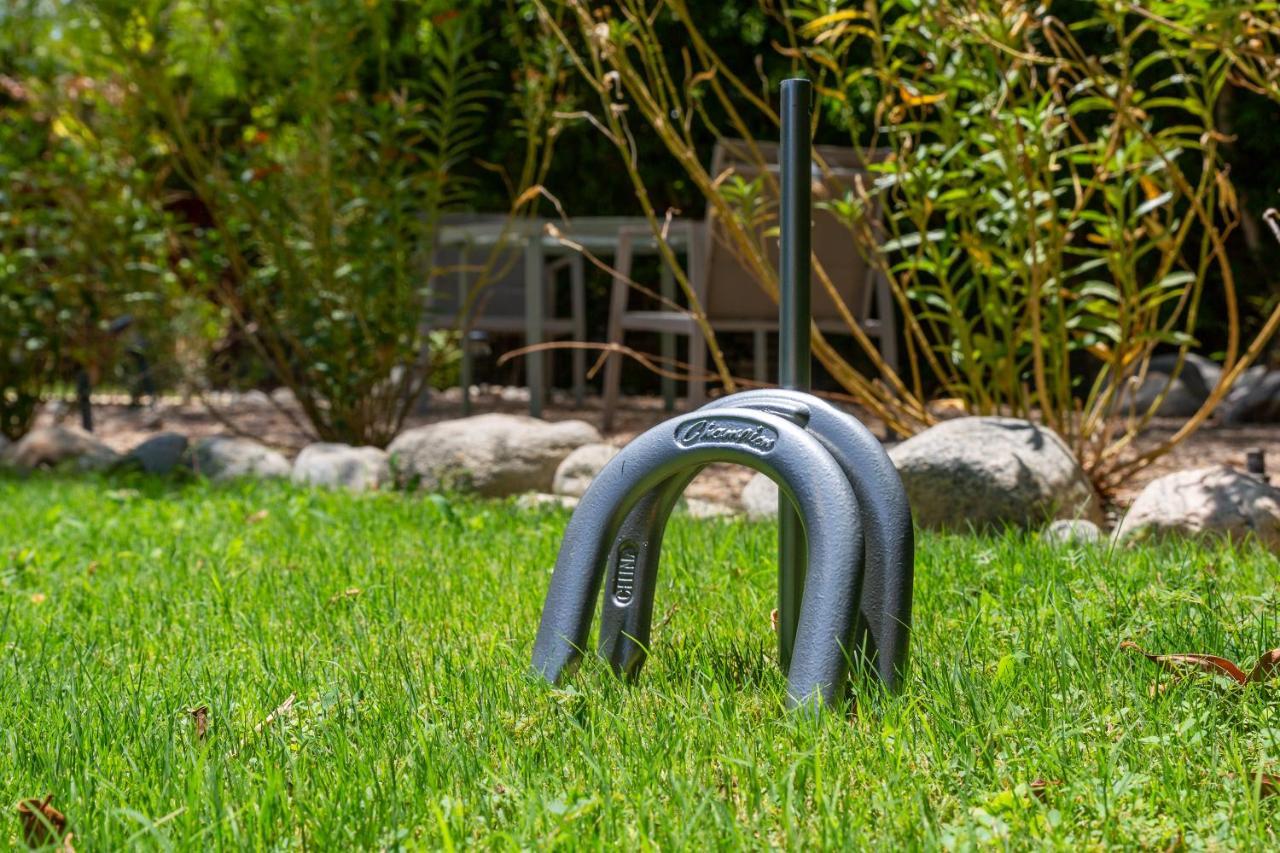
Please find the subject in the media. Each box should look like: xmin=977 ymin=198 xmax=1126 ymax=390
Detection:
xmin=42 ymin=387 xmax=1280 ymax=510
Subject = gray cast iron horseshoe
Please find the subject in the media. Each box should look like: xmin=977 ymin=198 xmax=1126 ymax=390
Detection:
xmin=597 ymin=389 xmax=913 ymax=690
xmin=530 ymin=406 xmax=864 ymax=709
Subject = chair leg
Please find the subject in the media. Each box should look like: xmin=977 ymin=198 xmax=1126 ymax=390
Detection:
xmin=685 ymin=219 xmax=708 ymax=408
xmin=459 ymin=333 xmax=473 ymax=417
xmin=876 ymin=270 xmax=899 ymax=376
xmin=753 ymin=328 xmax=768 ymax=385
xmin=602 ymin=233 xmax=634 ymax=432
xmin=659 ymin=261 xmax=676 ymax=412
xmin=458 ymin=245 xmax=472 ymax=416
xmin=570 ymin=254 xmax=586 ymax=408
xmin=688 ymin=324 xmax=707 ymax=407
xmin=524 ymin=239 xmax=545 ymax=418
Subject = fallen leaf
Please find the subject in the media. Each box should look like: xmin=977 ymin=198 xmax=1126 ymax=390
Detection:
xmin=328 ymin=587 xmax=362 ymax=604
xmin=1121 ymin=640 xmax=1248 ymax=684
xmin=1246 ymin=649 xmax=1280 ymax=683
xmin=244 ymin=509 xmax=269 ymax=525
xmin=17 ymin=794 xmax=66 ymax=848
xmin=1228 ymin=771 xmax=1280 ymax=797
xmin=1029 ymin=778 xmax=1061 ymax=801
xmin=188 ymin=705 xmax=209 ymax=740
xmin=30 ymin=593 xmax=46 ymax=605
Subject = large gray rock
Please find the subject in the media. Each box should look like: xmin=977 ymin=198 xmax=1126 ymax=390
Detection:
xmin=552 ymin=443 xmax=619 ymax=497
xmin=1 ymin=426 xmax=120 ymax=471
xmin=124 ymin=432 xmax=188 ymax=475
xmin=1114 ymin=466 xmax=1280 ymax=551
xmin=888 ymin=416 xmax=1101 ymax=530
xmin=189 ymin=436 xmax=290 ymax=482
xmin=292 ymin=443 xmax=389 ymax=492
xmin=740 ymin=471 xmax=779 ymax=521
xmin=388 ymin=414 xmax=601 ymax=496
xmin=0 ymin=434 xmax=9 ymax=456
xmin=1117 ymin=353 xmax=1221 ymax=418
xmin=1219 ymin=368 xmax=1280 ymax=424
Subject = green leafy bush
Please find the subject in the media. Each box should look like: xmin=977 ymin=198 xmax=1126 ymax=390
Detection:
xmin=542 ymin=0 xmax=1280 ymax=487
xmin=1 ymin=7 xmax=196 ymax=438
xmin=82 ymin=1 xmax=494 ymax=445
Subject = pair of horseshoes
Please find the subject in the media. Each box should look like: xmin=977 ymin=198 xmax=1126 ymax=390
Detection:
xmin=531 ymin=388 xmax=913 ymax=709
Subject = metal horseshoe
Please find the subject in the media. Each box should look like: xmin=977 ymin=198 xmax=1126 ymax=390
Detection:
xmin=530 ymin=405 xmax=864 ymax=709
xmin=596 ymin=389 xmax=913 ymax=692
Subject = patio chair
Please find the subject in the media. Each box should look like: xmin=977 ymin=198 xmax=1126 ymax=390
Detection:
xmin=425 ymin=214 xmax=586 ymax=415
xmin=601 ymin=140 xmax=896 ymax=430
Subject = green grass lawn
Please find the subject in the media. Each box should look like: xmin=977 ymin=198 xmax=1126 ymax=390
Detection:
xmin=3 ymin=473 xmax=1280 ymax=848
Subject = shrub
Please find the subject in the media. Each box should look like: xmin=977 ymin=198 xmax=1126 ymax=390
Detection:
xmin=1 ymin=6 xmax=195 ymax=438
xmin=540 ymin=0 xmax=1280 ymax=489
xmin=76 ymin=1 xmax=494 ymax=446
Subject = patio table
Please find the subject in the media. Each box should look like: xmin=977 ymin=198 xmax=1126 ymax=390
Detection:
xmin=436 ymin=216 xmax=691 ymax=418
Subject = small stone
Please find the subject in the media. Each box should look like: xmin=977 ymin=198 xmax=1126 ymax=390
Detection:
xmin=239 ymin=389 xmax=274 ymax=408
xmin=678 ymin=497 xmax=738 ymax=520
xmin=515 ymin=492 xmax=580 ymax=511
xmin=1041 ymin=518 xmax=1103 ymax=545
xmin=498 ymin=386 xmax=532 ymax=404
xmin=124 ymin=432 xmax=189 ymax=475
xmin=740 ymin=471 xmax=779 ymax=521
xmin=270 ymin=387 xmax=299 ymax=408
xmin=552 ymin=443 xmax=619 ymax=497
xmin=292 ymin=443 xmax=389 ymax=492
xmin=189 ymin=436 xmax=290 ymax=481
xmin=1114 ymin=465 xmax=1280 ymax=552
xmin=1 ymin=426 xmax=120 ymax=471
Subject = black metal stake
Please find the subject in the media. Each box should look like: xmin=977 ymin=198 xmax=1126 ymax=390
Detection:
xmin=777 ymin=78 xmax=811 ymax=671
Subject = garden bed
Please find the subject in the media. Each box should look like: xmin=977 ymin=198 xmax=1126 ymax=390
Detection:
xmin=51 ymin=391 xmax=1280 ymax=508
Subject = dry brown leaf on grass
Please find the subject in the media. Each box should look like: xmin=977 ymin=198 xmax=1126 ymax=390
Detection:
xmin=1121 ymin=641 xmax=1280 ymax=686
xmin=1227 ymin=772 xmax=1280 ymax=798
xmin=16 ymin=794 xmax=72 ymax=850
xmin=1120 ymin=641 xmax=1248 ymax=683
xmin=244 ymin=509 xmax=270 ymax=525
xmin=328 ymin=587 xmax=362 ymax=604
xmin=1247 ymin=648 xmax=1280 ymax=683
xmin=188 ymin=705 xmax=209 ymax=740
xmin=1029 ymin=778 xmax=1061 ymax=801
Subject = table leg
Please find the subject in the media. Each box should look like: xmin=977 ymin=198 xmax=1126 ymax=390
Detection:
xmin=753 ymin=327 xmax=768 ymax=385
xmin=570 ymin=254 xmax=586 ymax=408
xmin=659 ymin=260 xmax=675 ymax=412
xmin=524 ymin=239 xmax=544 ymax=418
xmin=459 ymin=244 xmax=472 ymax=417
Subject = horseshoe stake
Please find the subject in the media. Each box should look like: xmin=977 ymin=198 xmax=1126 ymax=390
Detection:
xmin=530 ymin=80 xmax=914 ymax=710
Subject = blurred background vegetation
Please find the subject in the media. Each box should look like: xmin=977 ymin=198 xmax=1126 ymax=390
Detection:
xmin=3 ymin=1 xmax=1280 ymax=471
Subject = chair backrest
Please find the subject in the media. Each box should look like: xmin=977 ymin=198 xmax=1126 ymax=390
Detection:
xmin=701 ymin=139 xmax=887 ymax=325
xmin=426 ymin=214 xmax=532 ymax=325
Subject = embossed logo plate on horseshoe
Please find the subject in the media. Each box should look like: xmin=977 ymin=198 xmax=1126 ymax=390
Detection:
xmin=674 ymin=417 xmax=778 ymax=453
